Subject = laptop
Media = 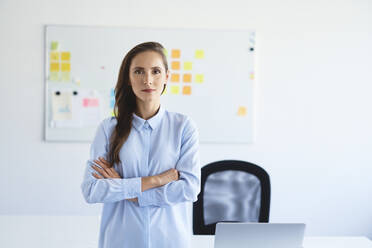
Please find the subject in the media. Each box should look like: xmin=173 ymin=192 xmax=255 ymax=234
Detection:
xmin=214 ymin=222 xmax=306 ymax=248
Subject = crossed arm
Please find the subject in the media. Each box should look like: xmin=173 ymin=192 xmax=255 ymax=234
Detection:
xmin=91 ymin=157 xmax=179 ymax=202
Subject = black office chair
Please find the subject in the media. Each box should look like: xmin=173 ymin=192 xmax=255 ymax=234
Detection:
xmin=193 ymin=160 xmax=271 ymax=235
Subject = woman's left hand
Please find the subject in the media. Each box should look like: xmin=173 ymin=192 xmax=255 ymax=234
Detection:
xmin=91 ymin=157 xmax=122 ymax=179
xmin=92 ymin=157 xmax=138 ymax=203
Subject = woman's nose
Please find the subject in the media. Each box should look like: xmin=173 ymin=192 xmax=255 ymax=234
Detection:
xmin=143 ymin=73 xmax=153 ymax=85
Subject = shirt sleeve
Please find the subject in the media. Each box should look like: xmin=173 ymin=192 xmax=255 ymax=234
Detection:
xmin=137 ymin=117 xmax=201 ymax=207
xmin=81 ymin=119 xmax=142 ymax=204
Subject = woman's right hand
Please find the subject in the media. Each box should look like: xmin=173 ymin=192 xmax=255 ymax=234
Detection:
xmin=158 ymin=168 xmax=179 ymax=186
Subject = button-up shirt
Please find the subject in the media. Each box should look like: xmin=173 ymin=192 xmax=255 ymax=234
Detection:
xmin=81 ymin=106 xmax=201 ymax=248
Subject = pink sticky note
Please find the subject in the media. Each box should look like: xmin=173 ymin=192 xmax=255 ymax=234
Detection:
xmin=83 ymin=98 xmax=99 ymax=107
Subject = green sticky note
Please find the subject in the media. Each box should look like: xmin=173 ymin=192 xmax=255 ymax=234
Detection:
xmin=51 ymin=41 xmax=59 ymax=51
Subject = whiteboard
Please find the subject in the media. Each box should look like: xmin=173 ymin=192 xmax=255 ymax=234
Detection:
xmin=45 ymin=25 xmax=256 ymax=143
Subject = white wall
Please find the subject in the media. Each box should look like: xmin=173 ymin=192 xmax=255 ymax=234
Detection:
xmin=1 ymin=0 xmax=371 ymax=238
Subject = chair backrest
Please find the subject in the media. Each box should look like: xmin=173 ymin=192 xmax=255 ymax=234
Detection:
xmin=193 ymin=160 xmax=271 ymax=235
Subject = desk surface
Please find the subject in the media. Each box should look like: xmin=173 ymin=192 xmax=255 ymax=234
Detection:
xmin=1 ymin=216 xmax=372 ymax=248
xmin=191 ymin=235 xmax=372 ymax=248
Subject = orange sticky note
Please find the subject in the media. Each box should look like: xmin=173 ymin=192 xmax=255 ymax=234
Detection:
xmin=237 ymin=106 xmax=247 ymax=116
xmin=183 ymin=74 xmax=192 ymax=83
xmin=61 ymin=63 xmax=71 ymax=72
xmin=183 ymin=62 xmax=192 ymax=70
xmin=182 ymin=86 xmax=191 ymax=95
xmin=171 ymin=49 xmax=181 ymax=58
xmin=195 ymin=49 xmax=204 ymax=59
xmin=61 ymin=51 xmax=71 ymax=61
xmin=171 ymin=61 xmax=180 ymax=70
xmin=50 ymin=62 xmax=60 ymax=72
xmin=171 ymin=73 xmax=180 ymax=82
xmin=170 ymin=85 xmax=180 ymax=94
xmin=50 ymin=51 xmax=59 ymax=61
xmin=195 ymin=74 xmax=204 ymax=83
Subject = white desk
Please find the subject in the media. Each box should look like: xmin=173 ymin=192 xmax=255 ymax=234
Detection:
xmin=1 ymin=216 xmax=372 ymax=248
xmin=191 ymin=235 xmax=372 ymax=248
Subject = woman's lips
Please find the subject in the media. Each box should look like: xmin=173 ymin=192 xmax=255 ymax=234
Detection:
xmin=142 ymin=89 xmax=156 ymax=93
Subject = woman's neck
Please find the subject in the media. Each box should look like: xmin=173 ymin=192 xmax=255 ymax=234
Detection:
xmin=135 ymin=100 xmax=160 ymax=120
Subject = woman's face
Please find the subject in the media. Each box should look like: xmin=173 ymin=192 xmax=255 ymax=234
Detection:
xmin=129 ymin=51 xmax=169 ymax=104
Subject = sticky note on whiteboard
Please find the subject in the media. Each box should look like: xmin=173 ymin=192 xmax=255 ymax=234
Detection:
xmin=183 ymin=62 xmax=192 ymax=70
xmin=61 ymin=63 xmax=71 ymax=72
xmin=195 ymin=74 xmax=204 ymax=83
xmin=61 ymin=52 xmax=71 ymax=61
xmin=50 ymin=51 xmax=59 ymax=61
xmin=171 ymin=49 xmax=181 ymax=58
xmin=182 ymin=86 xmax=191 ymax=95
xmin=237 ymin=106 xmax=247 ymax=116
xmin=195 ymin=50 xmax=204 ymax=59
xmin=49 ymin=72 xmax=59 ymax=81
xmin=171 ymin=61 xmax=180 ymax=70
xmin=50 ymin=62 xmax=59 ymax=72
xmin=171 ymin=73 xmax=180 ymax=82
xmin=51 ymin=41 xmax=59 ymax=51
xmin=183 ymin=74 xmax=192 ymax=83
xmin=170 ymin=85 xmax=180 ymax=94
xmin=83 ymin=98 xmax=99 ymax=107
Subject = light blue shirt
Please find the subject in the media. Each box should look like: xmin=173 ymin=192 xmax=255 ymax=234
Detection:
xmin=81 ymin=106 xmax=201 ymax=248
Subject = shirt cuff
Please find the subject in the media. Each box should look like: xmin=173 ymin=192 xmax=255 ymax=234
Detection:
xmin=137 ymin=188 xmax=156 ymax=207
xmin=119 ymin=177 xmax=142 ymax=199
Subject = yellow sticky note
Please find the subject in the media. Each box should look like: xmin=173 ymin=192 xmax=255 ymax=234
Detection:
xmin=50 ymin=62 xmax=60 ymax=72
xmin=184 ymin=62 xmax=192 ymax=70
xmin=170 ymin=85 xmax=180 ymax=94
xmin=163 ymin=48 xmax=168 ymax=57
xmin=50 ymin=51 xmax=59 ymax=61
xmin=250 ymin=73 xmax=255 ymax=80
xmin=61 ymin=72 xmax=70 ymax=81
xmin=61 ymin=63 xmax=71 ymax=72
xmin=171 ymin=49 xmax=181 ymax=59
xmin=61 ymin=51 xmax=71 ymax=61
xmin=182 ymin=86 xmax=192 ymax=95
xmin=183 ymin=74 xmax=192 ymax=83
xmin=51 ymin=41 xmax=59 ymax=51
xmin=110 ymin=110 xmax=115 ymax=117
xmin=49 ymin=72 xmax=59 ymax=81
xmin=237 ymin=106 xmax=247 ymax=116
xmin=195 ymin=49 xmax=204 ymax=59
xmin=171 ymin=61 xmax=180 ymax=70
xmin=171 ymin=73 xmax=180 ymax=82
xmin=195 ymin=74 xmax=204 ymax=83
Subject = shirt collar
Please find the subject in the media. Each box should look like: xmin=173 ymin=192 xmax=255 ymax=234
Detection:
xmin=132 ymin=105 xmax=165 ymax=131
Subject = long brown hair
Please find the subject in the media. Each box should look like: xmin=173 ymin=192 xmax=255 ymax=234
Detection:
xmin=107 ymin=41 xmax=168 ymax=168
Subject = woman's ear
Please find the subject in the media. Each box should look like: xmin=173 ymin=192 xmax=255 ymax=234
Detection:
xmin=165 ymin=69 xmax=169 ymax=82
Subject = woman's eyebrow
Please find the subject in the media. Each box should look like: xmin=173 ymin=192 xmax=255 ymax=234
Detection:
xmin=132 ymin=66 xmax=162 ymax=70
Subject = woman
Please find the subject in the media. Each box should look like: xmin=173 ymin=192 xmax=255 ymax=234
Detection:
xmin=81 ymin=41 xmax=201 ymax=248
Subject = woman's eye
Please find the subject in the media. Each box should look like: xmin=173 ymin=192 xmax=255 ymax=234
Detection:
xmin=153 ymin=69 xmax=161 ymax=74
xmin=134 ymin=70 xmax=143 ymax=74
